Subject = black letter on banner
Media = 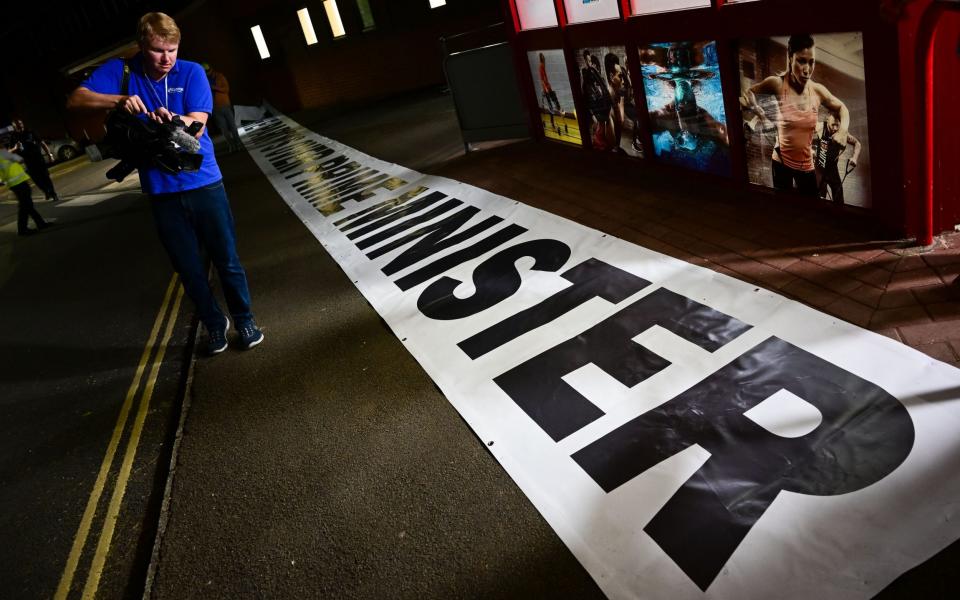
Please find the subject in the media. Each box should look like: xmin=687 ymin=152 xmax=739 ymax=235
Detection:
xmin=459 ymin=259 xmax=651 ymax=359
xmin=280 ymin=148 xmax=341 ymax=176
xmin=375 ymin=210 xmax=503 ymax=274
xmin=355 ymin=200 xmax=463 ymax=251
xmin=572 ymin=336 xmax=915 ymax=591
xmin=300 ymin=167 xmax=375 ymax=198
xmin=417 ymin=239 xmax=570 ymax=320
xmin=340 ymin=190 xmax=445 ymax=235
xmin=494 ymin=288 xmax=750 ymax=442
xmin=334 ymin=186 xmax=429 ymax=229
xmin=246 ymin=121 xmax=287 ymax=144
xmin=297 ymin=154 xmax=351 ymax=178
xmin=272 ymin=140 xmax=330 ymax=169
xmin=394 ymin=225 xmax=527 ymax=291
xmin=316 ymin=177 xmax=407 ymax=215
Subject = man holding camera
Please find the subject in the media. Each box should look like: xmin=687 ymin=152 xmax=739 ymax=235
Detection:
xmin=67 ymin=12 xmax=262 ymax=355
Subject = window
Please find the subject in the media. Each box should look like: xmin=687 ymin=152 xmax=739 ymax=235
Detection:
xmin=250 ymin=25 xmax=270 ymax=59
xmin=356 ymin=0 xmax=376 ymax=30
xmin=297 ymin=8 xmax=319 ymax=45
xmin=323 ymin=0 xmax=346 ymax=38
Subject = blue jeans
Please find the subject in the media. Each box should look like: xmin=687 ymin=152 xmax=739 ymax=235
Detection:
xmin=150 ymin=181 xmax=254 ymax=330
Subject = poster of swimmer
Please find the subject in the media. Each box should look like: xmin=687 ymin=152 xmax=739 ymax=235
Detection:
xmin=575 ymin=46 xmax=643 ymax=157
xmin=738 ymin=33 xmax=872 ymax=208
xmin=639 ymin=40 xmax=731 ymax=177
xmin=526 ymin=49 xmax=582 ymax=146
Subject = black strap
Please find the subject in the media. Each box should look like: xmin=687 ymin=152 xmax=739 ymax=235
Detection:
xmin=121 ymin=59 xmax=130 ymax=96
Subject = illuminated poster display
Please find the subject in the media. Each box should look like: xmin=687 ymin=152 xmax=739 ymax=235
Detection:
xmin=575 ymin=46 xmax=643 ymax=157
xmin=563 ymin=0 xmax=621 ymax=24
xmin=630 ymin=0 xmax=710 ymax=16
xmin=526 ymin=49 xmax=582 ymax=146
xmin=516 ymin=0 xmax=558 ymax=30
xmin=739 ymin=33 xmax=872 ymax=208
xmin=639 ymin=41 xmax=731 ymax=176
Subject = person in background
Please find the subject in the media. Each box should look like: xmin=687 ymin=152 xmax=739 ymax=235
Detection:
xmin=10 ymin=119 xmax=60 ymax=203
xmin=203 ymin=63 xmax=242 ymax=153
xmin=581 ymin=50 xmax=614 ymax=150
xmin=0 ymin=149 xmax=53 ymax=236
xmin=604 ymin=52 xmax=631 ymax=153
xmin=538 ymin=52 xmax=562 ymax=114
xmin=67 ymin=12 xmax=263 ymax=355
xmin=813 ymin=110 xmax=862 ymax=204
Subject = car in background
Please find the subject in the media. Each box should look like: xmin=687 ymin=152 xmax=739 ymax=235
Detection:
xmin=44 ymin=138 xmax=82 ymax=163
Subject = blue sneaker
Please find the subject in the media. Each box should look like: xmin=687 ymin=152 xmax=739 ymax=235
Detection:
xmin=205 ymin=317 xmax=230 ymax=355
xmin=237 ymin=321 xmax=264 ymax=350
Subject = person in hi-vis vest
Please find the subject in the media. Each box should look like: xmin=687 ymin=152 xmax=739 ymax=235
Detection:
xmin=0 ymin=149 xmax=52 ymax=236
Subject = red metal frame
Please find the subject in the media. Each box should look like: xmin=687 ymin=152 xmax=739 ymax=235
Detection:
xmin=915 ymin=1 xmax=960 ymax=246
xmin=503 ymin=0 xmax=914 ymax=237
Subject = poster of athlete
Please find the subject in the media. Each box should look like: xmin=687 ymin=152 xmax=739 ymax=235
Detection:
xmin=639 ymin=40 xmax=731 ymax=177
xmin=739 ymin=32 xmax=872 ymax=208
xmin=575 ymin=46 xmax=643 ymax=157
xmin=526 ymin=49 xmax=582 ymax=146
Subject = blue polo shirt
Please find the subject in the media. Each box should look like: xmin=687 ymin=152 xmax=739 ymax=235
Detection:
xmin=81 ymin=54 xmax=222 ymax=195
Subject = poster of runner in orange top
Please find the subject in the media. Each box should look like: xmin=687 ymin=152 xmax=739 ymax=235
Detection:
xmin=527 ymin=49 xmax=582 ymax=147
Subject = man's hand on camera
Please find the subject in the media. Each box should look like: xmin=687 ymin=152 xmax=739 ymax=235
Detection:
xmin=115 ymin=94 xmax=150 ymax=115
xmin=148 ymin=106 xmax=175 ymax=124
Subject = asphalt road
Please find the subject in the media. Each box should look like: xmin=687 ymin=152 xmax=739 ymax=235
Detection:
xmin=0 ymin=157 xmax=194 ymax=599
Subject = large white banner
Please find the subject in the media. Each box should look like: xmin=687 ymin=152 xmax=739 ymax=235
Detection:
xmin=239 ymin=114 xmax=960 ymax=599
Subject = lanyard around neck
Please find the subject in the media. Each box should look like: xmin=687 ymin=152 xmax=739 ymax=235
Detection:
xmin=144 ymin=72 xmax=169 ymax=110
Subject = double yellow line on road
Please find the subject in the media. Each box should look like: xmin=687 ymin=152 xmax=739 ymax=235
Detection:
xmin=55 ymin=273 xmax=185 ymax=600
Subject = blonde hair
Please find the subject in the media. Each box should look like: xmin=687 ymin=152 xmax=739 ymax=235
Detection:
xmin=137 ymin=12 xmax=181 ymax=46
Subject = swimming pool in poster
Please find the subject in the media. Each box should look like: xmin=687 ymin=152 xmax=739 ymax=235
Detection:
xmin=640 ymin=40 xmax=731 ymax=177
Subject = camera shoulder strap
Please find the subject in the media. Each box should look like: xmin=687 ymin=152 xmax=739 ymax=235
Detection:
xmin=121 ymin=59 xmax=130 ymax=96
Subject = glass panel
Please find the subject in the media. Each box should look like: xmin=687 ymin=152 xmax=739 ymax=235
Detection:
xmin=639 ymin=40 xmax=731 ymax=176
xmin=738 ymin=32 xmax=871 ymax=207
xmin=251 ymin=25 xmax=270 ymax=59
xmin=527 ymin=50 xmax=582 ymax=145
xmin=297 ymin=8 xmax=319 ymax=45
xmin=323 ymin=0 xmax=346 ymax=38
xmin=575 ymin=46 xmax=643 ymax=156
xmin=356 ymin=0 xmax=376 ymax=30
xmin=516 ymin=0 xmax=559 ymax=30
xmin=631 ymin=0 xmax=710 ymax=16
xmin=563 ymin=0 xmax=621 ymax=24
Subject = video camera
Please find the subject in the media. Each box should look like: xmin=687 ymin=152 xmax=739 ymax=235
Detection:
xmin=102 ymin=110 xmax=204 ymax=182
